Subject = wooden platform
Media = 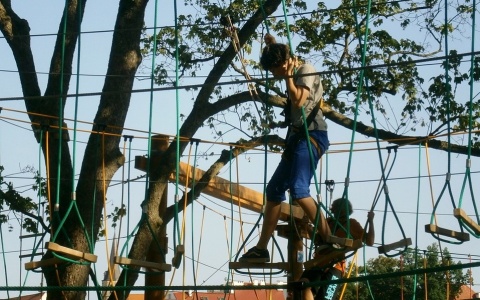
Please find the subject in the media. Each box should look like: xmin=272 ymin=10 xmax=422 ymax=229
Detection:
xmin=378 ymin=238 xmax=412 ymax=254
xmin=114 ymin=256 xmax=172 ymax=272
xmin=304 ymin=239 xmax=363 ymax=270
xmin=424 ymin=224 xmax=470 ymax=242
xmin=228 ymin=261 xmax=290 ymax=271
xmin=46 ymin=242 xmax=97 ymax=263
xmin=326 ymin=235 xmax=353 ymax=247
xmin=454 ymin=208 xmax=480 ymax=235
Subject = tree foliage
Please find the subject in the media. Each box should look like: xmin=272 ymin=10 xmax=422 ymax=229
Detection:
xmin=342 ymin=244 xmax=470 ymax=300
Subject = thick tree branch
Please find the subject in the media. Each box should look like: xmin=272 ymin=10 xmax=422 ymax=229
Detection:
xmin=322 ymin=104 xmax=480 ymax=157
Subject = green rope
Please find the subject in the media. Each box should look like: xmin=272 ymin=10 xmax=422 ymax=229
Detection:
xmin=0 ymin=224 xmax=9 ymax=299
xmin=412 ymin=144 xmax=423 ymax=299
xmin=53 ymin=0 xmax=69 ymax=211
xmin=48 ymin=1 xmax=95 ymax=265
xmin=456 ymin=0 xmax=479 ymax=237
xmin=427 ymin=0 xmax=466 ymax=244
xmin=142 ymin=0 xmax=160 ymax=223
xmin=341 ymin=0 xmax=370 ymax=204
xmin=120 ymin=135 xmax=134 ymax=298
xmin=173 ymin=0 xmax=182 ymax=249
xmin=321 ymin=0 xmax=374 ymax=248
xmin=279 ymin=0 xmax=327 ymax=258
xmin=189 ymin=140 xmax=200 ymax=291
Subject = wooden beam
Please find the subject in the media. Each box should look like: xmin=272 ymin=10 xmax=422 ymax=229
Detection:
xmin=135 ymin=156 xmax=306 ymax=221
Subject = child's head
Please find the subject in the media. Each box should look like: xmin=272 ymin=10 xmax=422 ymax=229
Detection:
xmin=330 ymin=198 xmax=353 ymax=218
xmin=260 ymin=34 xmax=291 ymax=71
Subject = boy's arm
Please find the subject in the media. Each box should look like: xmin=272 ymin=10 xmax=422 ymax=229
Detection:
xmin=285 ymin=57 xmax=310 ymax=108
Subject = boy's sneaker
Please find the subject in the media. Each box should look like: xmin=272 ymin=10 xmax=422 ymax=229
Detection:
xmin=239 ymin=246 xmax=270 ymax=263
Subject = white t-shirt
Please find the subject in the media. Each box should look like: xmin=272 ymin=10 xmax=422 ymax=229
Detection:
xmin=290 ymin=63 xmax=327 ymax=131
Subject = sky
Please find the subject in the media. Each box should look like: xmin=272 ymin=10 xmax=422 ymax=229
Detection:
xmin=1 ymin=0 xmax=480 ymax=299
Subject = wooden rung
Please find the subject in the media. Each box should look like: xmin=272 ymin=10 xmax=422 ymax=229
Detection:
xmin=46 ymin=242 xmax=97 ymax=263
xmin=25 ymin=257 xmax=64 ymax=271
xmin=228 ymin=262 xmax=289 ymax=271
xmin=454 ymin=208 xmax=480 ymax=235
xmin=326 ymin=235 xmax=353 ymax=247
xmin=172 ymin=245 xmax=185 ymax=269
xmin=424 ymin=224 xmax=470 ymax=242
xmin=114 ymin=256 xmax=172 ymax=272
xmin=378 ymin=238 xmax=412 ymax=254
xmin=304 ymin=239 xmax=363 ymax=270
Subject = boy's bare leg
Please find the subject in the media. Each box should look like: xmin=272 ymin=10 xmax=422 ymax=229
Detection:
xmin=296 ymin=196 xmax=330 ymax=242
xmin=256 ymin=201 xmax=282 ymax=249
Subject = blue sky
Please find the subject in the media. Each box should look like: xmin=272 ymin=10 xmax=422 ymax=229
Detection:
xmin=1 ymin=0 xmax=480 ymax=298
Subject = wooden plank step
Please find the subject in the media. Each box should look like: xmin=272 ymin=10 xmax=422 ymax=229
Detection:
xmin=326 ymin=235 xmax=354 ymax=247
xmin=304 ymin=239 xmax=363 ymax=270
xmin=114 ymin=256 xmax=172 ymax=272
xmin=172 ymin=245 xmax=185 ymax=269
xmin=24 ymin=257 xmax=64 ymax=271
xmin=228 ymin=262 xmax=289 ymax=271
xmin=425 ymin=224 xmax=470 ymax=242
xmin=378 ymin=238 xmax=412 ymax=254
xmin=46 ymin=242 xmax=97 ymax=263
xmin=454 ymin=208 xmax=480 ymax=235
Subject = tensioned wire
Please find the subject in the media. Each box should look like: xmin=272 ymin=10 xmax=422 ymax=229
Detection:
xmin=4 ymin=104 xmax=480 ymax=155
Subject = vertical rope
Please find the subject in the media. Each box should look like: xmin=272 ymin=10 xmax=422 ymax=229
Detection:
xmin=143 ymin=0 xmax=161 ymax=220
xmin=456 ymin=0 xmax=479 ymax=237
xmin=427 ymin=0 xmax=466 ymax=244
xmin=0 ymin=224 xmax=9 ymax=299
xmin=173 ymin=0 xmax=182 ymax=249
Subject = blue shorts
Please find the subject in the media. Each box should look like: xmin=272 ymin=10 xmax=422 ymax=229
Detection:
xmin=266 ymin=130 xmax=329 ymax=202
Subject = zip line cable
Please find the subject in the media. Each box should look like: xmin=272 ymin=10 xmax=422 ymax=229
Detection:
xmin=2 ymin=49 xmax=480 ymax=103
